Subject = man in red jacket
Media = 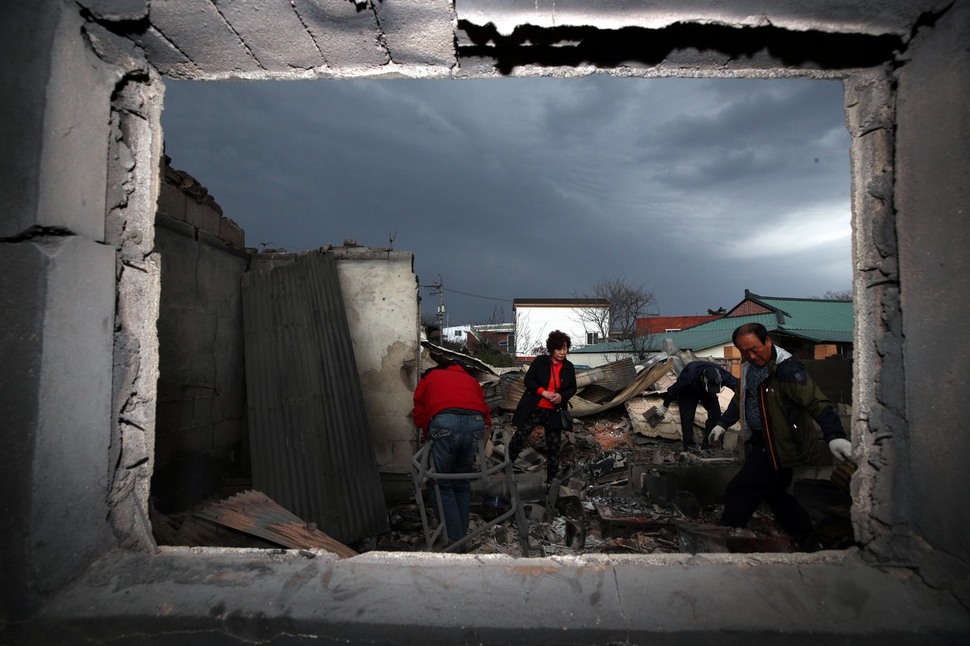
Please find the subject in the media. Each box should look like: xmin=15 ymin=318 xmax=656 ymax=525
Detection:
xmin=412 ymin=360 xmax=491 ymax=548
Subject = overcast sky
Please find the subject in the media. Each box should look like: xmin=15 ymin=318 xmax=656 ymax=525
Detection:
xmin=160 ymin=76 xmax=852 ymax=325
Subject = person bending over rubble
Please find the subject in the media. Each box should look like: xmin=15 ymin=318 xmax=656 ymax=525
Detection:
xmin=655 ymin=360 xmax=739 ymax=452
xmin=412 ymin=359 xmax=492 ymax=548
xmin=709 ymin=322 xmax=852 ymax=551
xmin=508 ymin=330 xmax=577 ymax=485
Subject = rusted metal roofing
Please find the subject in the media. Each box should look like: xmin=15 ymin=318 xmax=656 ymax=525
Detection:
xmin=194 ymin=490 xmax=357 ymax=558
xmin=242 ymin=250 xmax=389 ymax=544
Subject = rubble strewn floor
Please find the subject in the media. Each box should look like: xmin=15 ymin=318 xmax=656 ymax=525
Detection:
xmin=367 ymin=412 xmax=855 ymax=556
xmin=152 ymin=411 xmax=854 ymax=557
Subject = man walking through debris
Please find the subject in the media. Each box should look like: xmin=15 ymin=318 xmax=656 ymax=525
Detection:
xmin=412 ymin=360 xmax=491 ymax=549
xmin=508 ymin=330 xmax=577 ymax=486
xmin=655 ymin=360 xmax=738 ymax=452
xmin=709 ymin=322 xmax=852 ymax=550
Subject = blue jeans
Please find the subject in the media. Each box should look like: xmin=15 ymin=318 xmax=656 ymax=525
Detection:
xmin=428 ymin=412 xmax=485 ymax=544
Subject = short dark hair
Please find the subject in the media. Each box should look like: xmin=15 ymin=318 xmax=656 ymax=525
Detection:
xmin=732 ymin=322 xmax=770 ymax=345
xmin=420 ymin=358 xmax=472 ymax=378
xmin=546 ymin=330 xmax=571 ymax=353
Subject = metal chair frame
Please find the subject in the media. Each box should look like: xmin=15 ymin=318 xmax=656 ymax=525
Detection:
xmin=411 ymin=436 xmax=532 ymax=555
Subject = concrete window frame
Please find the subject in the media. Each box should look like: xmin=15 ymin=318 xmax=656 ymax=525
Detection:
xmin=4 ymin=1 xmax=969 ymax=641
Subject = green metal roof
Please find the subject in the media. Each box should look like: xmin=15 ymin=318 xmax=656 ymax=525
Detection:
xmin=571 ymin=294 xmax=853 ymax=354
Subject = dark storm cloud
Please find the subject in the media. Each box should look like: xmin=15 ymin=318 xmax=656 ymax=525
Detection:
xmin=160 ymin=76 xmax=852 ymax=324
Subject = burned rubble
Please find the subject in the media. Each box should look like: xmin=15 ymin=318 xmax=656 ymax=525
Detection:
xmin=153 ymin=350 xmax=854 ymax=558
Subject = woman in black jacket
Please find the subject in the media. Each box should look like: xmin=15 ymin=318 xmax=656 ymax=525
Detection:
xmin=509 ymin=330 xmax=577 ymax=484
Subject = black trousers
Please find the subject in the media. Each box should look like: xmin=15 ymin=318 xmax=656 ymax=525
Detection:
xmin=720 ymin=440 xmax=813 ymax=542
xmin=508 ymin=408 xmax=562 ymax=483
xmin=677 ymin=392 xmax=721 ymax=448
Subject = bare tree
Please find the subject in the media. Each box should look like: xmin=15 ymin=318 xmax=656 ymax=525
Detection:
xmin=576 ymin=275 xmax=659 ymax=359
xmin=810 ymin=288 xmax=853 ymax=302
xmin=486 ymin=305 xmax=507 ymax=324
xmin=822 ymin=288 xmax=853 ymax=302
xmin=512 ymin=311 xmax=547 ymax=358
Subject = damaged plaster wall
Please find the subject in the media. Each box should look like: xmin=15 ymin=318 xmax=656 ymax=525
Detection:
xmin=2 ymin=0 xmax=969 ymax=640
xmin=330 ymin=244 xmax=421 ymax=474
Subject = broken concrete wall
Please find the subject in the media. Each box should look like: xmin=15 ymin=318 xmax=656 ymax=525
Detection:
xmin=152 ymin=165 xmax=249 ymax=513
xmin=891 ymin=0 xmax=970 ymax=571
xmin=330 ymin=244 xmax=420 ymax=474
xmin=2 ymin=0 xmax=970 ymax=641
xmin=0 ymin=1 xmax=128 ymax=617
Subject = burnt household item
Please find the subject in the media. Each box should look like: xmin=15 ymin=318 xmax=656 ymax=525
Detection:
xmin=481 ymin=495 xmax=511 ymax=522
xmin=643 ymin=470 xmax=677 ymax=506
xmin=565 ymin=518 xmax=586 ymax=549
xmin=589 ymin=450 xmax=626 ymax=479
xmin=675 ymin=521 xmax=731 ymax=554
xmin=675 ymin=490 xmax=700 ymax=519
xmin=830 ymin=461 xmax=857 ymax=494
xmin=643 ymin=405 xmax=665 ymax=427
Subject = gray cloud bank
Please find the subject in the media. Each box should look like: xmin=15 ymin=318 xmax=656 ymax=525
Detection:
xmin=161 ymin=76 xmax=852 ymax=324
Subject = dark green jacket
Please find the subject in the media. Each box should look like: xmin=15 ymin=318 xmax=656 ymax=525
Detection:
xmin=720 ymin=344 xmax=845 ymax=469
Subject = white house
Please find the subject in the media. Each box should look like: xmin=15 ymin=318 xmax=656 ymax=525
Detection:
xmin=512 ymin=298 xmax=610 ymax=361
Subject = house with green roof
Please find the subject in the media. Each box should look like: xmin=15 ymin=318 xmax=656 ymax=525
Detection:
xmin=570 ymin=289 xmax=853 ymax=368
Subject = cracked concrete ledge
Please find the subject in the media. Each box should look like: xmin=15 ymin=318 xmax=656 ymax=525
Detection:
xmin=455 ymin=0 xmax=933 ymax=38
xmin=19 ymin=547 xmax=970 ymax=643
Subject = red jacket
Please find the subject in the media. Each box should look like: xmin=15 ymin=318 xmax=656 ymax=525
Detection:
xmin=412 ymin=364 xmax=491 ymax=437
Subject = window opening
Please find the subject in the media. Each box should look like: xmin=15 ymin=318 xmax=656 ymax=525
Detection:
xmin=154 ymin=76 xmax=854 ymax=556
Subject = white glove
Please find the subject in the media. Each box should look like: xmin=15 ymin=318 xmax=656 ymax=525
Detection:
xmin=828 ymin=438 xmax=852 ymax=462
xmin=708 ymin=425 xmax=726 ymax=444
xmin=655 ymin=405 xmax=668 ymax=418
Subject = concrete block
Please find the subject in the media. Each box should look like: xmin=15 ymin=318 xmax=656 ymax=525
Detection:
xmin=29 ymin=9 xmax=114 ymax=241
xmin=202 ymin=204 xmax=221 ymax=238
xmin=177 ymin=424 xmax=214 ymax=455
xmin=129 ymin=24 xmax=191 ymax=72
xmin=212 ymin=419 xmax=243 ymax=453
xmin=155 ymin=210 xmax=196 ymax=240
xmin=216 ymin=0 xmax=324 ymax=70
xmin=156 ymin=182 xmax=186 ymax=222
xmin=374 ymin=0 xmax=456 ymax=66
xmin=219 ymin=216 xmax=245 ymax=249
xmin=0 ymin=236 xmax=115 ymax=600
xmin=184 ymin=196 xmax=208 ymax=230
xmin=148 ymin=0 xmax=258 ymax=74
xmin=294 ymin=0 xmax=389 ymax=68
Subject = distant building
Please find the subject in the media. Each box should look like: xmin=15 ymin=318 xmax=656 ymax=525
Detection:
xmin=636 ymin=314 xmax=722 ymax=335
xmin=571 ymin=290 xmax=853 ymax=370
xmin=441 ymin=323 xmax=514 ymax=353
xmin=512 ymin=297 xmax=610 ymax=361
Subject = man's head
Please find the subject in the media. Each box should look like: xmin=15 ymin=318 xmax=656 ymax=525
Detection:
xmin=701 ymin=365 xmax=722 ymax=394
xmin=732 ymin=322 xmax=774 ymax=367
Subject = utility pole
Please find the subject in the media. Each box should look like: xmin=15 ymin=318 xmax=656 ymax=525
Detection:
xmin=424 ymin=275 xmax=446 ymax=342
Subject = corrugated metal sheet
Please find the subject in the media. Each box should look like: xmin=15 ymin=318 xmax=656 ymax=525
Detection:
xmin=242 ymin=251 xmax=389 ymax=544
xmin=195 ymin=490 xmax=357 ymax=558
xmin=500 ymin=358 xmax=673 ymax=418
xmin=575 ymin=357 xmax=638 ymax=391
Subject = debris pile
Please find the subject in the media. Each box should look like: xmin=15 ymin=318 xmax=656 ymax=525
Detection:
xmin=152 ymin=348 xmax=854 ymax=557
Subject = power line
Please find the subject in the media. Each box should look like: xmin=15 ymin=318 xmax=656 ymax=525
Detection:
xmin=442 ymin=286 xmax=513 ymax=303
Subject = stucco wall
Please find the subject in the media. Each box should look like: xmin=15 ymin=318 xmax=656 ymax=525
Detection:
xmin=332 ymin=245 xmax=421 ymax=474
